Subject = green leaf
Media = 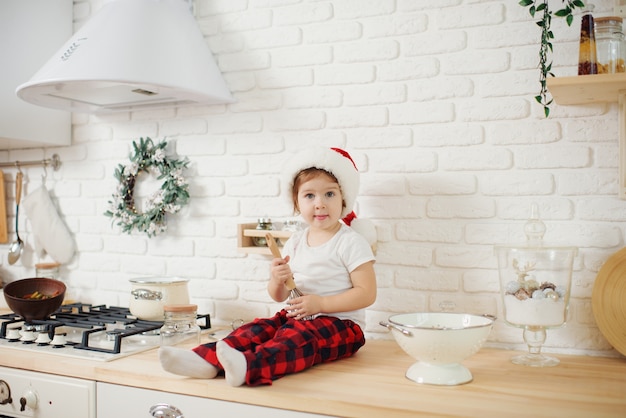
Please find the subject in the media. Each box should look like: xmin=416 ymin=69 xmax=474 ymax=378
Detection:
xmin=555 ymin=6 xmax=571 ymax=16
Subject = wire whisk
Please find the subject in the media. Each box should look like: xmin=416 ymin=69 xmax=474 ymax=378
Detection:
xmin=266 ymin=233 xmax=313 ymax=320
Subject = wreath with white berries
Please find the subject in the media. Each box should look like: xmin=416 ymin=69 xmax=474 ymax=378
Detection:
xmin=105 ymin=137 xmax=190 ymax=237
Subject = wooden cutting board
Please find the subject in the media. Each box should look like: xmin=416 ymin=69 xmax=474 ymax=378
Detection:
xmin=0 ymin=171 xmax=7 ymax=243
xmin=592 ymin=246 xmax=626 ymax=357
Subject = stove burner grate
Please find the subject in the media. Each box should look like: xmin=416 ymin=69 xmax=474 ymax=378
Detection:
xmin=0 ymin=303 xmax=211 ymax=355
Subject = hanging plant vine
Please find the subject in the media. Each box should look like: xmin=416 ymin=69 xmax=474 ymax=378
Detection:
xmin=519 ymin=0 xmax=585 ymax=117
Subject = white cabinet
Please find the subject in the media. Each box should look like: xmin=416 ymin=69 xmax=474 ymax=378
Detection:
xmin=96 ymin=382 xmax=330 ymax=418
xmin=0 ymin=0 xmax=72 ymax=150
xmin=0 ymin=366 xmax=96 ymax=418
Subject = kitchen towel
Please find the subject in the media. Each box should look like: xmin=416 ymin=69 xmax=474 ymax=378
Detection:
xmin=22 ymin=185 xmax=75 ymax=264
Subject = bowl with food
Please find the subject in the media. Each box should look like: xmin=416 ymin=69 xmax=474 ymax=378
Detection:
xmin=3 ymin=278 xmax=66 ymax=322
xmin=380 ymin=312 xmax=494 ymax=385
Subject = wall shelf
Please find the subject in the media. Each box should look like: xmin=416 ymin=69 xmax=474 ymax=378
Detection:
xmin=547 ymin=73 xmax=626 ymax=105
xmin=547 ymin=74 xmax=626 ymax=199
xmin=237 ymin=223 xmax=293 ymax=255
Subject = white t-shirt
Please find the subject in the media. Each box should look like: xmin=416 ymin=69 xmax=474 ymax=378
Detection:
xmin=281 ymin=224 xmax=376 ymax=327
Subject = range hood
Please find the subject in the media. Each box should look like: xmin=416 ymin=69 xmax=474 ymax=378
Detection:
xmin=16 ymin=0 xmax=234 ymax=114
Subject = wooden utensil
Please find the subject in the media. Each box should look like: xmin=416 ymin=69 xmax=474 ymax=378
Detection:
xmin=0 ymin=170 xmax=7 ymax=243
xmin=265 ymin=233 xmax=312 ymax=319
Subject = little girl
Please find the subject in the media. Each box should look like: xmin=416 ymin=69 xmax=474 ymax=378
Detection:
xmin=159 ymin=147 xmax=376 ymax=386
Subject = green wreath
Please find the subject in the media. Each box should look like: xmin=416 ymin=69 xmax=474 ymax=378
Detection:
xmin=105 ymin=137 xmax=190 ymax=237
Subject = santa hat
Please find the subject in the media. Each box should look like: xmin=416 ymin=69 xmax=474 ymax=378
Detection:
xmin=283 ymin=147 xmax=377 ymax=247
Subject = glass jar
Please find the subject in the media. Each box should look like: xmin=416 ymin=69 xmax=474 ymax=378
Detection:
xmin=595 ymin=16 xmax=625 ymax=74
xmin=35 ymin=262 xmax=61 ymax=280
xmin=253 ymin=217 xmax=273 ymax=246
xmin=578 ymin=6 xmax=598 ymax=75
xmin=494 ymin=204 xmax=577 ymax=367
xmin=282 ymin=219 xmax=302 ymax=232
xmin=160 ymin=304 xmax=201 ymax=347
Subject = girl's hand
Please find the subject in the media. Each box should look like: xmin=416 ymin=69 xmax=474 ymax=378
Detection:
xmin=268 ymin=256 xmax=292 ymax=302
xmin=270 ymin=255 xmax=292 ymax=287
xmin=286 ymin=294 xmax=322 ymax=320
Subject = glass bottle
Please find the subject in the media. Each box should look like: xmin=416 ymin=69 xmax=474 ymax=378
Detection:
xmin=595 ymin=16 xmax=625 ymax=74
xmin=253 ymin=217 xmax=273 ymax=246
xmin=578 ymin=6 xmax=598 ymax=75
xmin=160 ymin=304 xmax=201 ymax=347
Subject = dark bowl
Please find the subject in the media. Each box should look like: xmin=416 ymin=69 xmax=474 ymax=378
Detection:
xmin=3 ymin=278 xmax=66 ymax=322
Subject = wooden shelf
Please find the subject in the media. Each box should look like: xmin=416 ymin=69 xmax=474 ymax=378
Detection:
xmin=547 ymin=73 xmax=626 ymax=105
xmin=547 ymin=73 xmax=626 ymax=199
xmin=237 ymin=223 xmax=293 ymax=255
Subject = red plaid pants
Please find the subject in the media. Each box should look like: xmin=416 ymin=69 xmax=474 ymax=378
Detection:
xmin=193 ymin=309 xmax=365 ymax=386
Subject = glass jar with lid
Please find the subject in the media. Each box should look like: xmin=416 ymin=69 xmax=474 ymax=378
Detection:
xmin=160 ymin=304 xmax=201 ymax=347
xmin=595 ymin=16 xmax=625 ymax=73
xmin=35 ymin=262 xmax=61 ymax=280
xmin=253 ymin=217 xmax=273 ymax=247
xmin=494 ymin=204 xmax=577 ymax=367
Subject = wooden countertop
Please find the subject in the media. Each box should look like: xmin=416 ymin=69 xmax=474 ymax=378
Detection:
xmin=1 ymin=340 xmax=625 ymax=417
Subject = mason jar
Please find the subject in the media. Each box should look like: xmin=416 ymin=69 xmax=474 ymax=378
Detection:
xmin=253 ymin=217 xmax=273 ymax=246
xmin=35 ymin=262 xmax=61 ymax=280
xmin=595 ymin=16 xmax=625 ymax=73
xmin=160 ymin=304 xmax=201 ymax=347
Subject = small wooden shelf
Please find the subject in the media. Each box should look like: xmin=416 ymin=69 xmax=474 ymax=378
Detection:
xmin=547 ymin=73 xmax=626 ymax=199
xmin=237 ymin=223 xmax=293 ymax=255
xmin=547 ymin=73 xmax=626 ymax=105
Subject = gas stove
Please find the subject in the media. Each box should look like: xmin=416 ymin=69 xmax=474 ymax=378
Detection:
xmin=0 ymin=303 xmax=210 ymax=361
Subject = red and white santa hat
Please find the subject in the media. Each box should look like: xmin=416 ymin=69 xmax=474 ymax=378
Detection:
xmin=283 ymin=147 xmax=377 ymax=246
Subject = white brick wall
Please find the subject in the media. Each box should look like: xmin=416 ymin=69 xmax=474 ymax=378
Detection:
xmin=1 ymin=0 xmax=623 ymax=356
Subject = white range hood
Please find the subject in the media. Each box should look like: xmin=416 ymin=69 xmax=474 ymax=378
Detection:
xmin=16 ymin=0 xmax=234 ymax=114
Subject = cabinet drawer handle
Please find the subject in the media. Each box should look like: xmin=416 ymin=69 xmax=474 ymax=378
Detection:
xmin=149 ymin=403 xmax=184 ymax=418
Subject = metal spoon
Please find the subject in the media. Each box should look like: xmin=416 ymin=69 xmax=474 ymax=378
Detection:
xmin=8 ymin=171 xmax=23 ymax=265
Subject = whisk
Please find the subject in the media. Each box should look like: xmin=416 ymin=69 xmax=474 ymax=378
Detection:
xmin=265 ymin=233 xmax=313 ymax=320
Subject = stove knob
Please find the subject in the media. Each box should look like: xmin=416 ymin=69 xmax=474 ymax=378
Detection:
xmin=35 ymin=333 xmax=51 ymax=345
xmin=19 ymin=388 xmax=37 ymax=412
xmin=6 ymin=328 xmax=21 ymax=340
xmin=0 ymin=380 xmax=12 ymax=405
xmin=19 ymin=330 xmax=36 ymax=342
xmin=51 ymin=333 xmax=67 ymax=346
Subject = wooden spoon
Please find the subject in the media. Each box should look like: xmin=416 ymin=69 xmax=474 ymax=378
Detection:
xmin=265 ymin=233 xmax=297 ymax=291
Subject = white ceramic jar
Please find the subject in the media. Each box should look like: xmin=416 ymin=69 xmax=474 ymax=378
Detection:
xmin=129 ymin=277 xmax=189 ymax=321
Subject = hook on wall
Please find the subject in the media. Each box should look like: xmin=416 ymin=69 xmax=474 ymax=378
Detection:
xmin=0 ymin=154 xmax=61 ymax=171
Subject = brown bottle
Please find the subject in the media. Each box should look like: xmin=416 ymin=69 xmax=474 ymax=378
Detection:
xmin=578 ymin=6 xmax=598 ymax=75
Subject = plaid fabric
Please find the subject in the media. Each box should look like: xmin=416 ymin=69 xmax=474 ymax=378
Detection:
xmin=192 ymin=309 xmax=365 ymax=386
